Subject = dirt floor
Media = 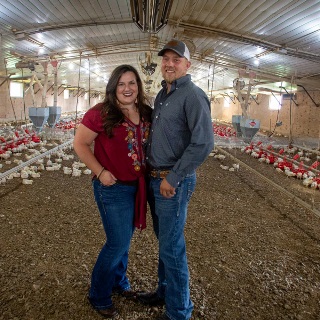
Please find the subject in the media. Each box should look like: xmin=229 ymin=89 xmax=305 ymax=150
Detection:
xmin=1 ymin=140 xmax=320 ymax=320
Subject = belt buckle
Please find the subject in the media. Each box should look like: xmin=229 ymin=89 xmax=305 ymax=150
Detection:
xmin=150 ymin=169 xmax=170 ymax=179
xmin=152 ymin=170 xmax=160 ymax=178
xmin=150 ymin=169 xmax=161 ymax=179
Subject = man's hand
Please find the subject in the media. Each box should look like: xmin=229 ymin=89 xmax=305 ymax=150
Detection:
xmin=160 ymin=178 xmax=176 ymax=198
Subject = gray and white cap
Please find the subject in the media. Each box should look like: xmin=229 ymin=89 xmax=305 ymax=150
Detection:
xmin=158 ymin=39 xmax=190 ymax=61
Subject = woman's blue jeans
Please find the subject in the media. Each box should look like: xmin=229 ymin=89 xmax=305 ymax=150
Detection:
xmin=89 ymin=179 xmax=136 ymax=309
xmin=148 ymin=172 xmax=196 ymax=320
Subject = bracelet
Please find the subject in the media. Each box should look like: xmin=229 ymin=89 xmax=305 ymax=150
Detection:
xmin=97 ymin=167 xmax=105 ymax=179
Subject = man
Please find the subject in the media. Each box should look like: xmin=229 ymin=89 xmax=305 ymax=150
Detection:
xmin=137 ymin=39 xmax=214 ymax=320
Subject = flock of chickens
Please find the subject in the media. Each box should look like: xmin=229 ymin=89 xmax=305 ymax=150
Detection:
xmin=213 ymin=125 xmax=320 ymax=190
xmin=0 ymin=120 xmax=319 ymax=190
xmin=0 ymin=117 xmax=91 ymax=185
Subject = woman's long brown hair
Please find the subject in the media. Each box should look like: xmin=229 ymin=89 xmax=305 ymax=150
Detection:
xmin=100 ymin=64 xmax=152 ymax=137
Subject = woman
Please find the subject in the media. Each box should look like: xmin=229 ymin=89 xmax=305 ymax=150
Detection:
xmin=73 ymin=64 xmax=152 ymax=318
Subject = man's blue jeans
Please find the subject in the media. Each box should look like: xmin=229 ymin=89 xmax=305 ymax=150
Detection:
xmin=89 ymin=179 xmax=136 ymax=309
xmin=148 ymin=172 xmax=196 ymax=320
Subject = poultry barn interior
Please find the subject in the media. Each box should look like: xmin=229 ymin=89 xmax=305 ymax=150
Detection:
xmin=1 ymin=1 xmax=320 ymax=320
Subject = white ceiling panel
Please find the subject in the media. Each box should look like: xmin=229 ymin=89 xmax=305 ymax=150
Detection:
xmin=0 ymin=0 xmax=319 ymax=99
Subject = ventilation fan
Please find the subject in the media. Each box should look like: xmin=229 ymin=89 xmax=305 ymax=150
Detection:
xmin=233 ymin=78 xmax=245 ymax=90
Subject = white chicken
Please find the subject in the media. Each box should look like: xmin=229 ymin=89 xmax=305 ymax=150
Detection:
xmin=20 ymin=171 xmax=29 ymax=179
xmin=232 ymin=163 xmax=240 ymax=170
xmin=72 ymin=168 xmax=82 ymax=177
xmin=303 ymin=177 xmax=313 ymax=187
xmin=285 ymin=170 xmax=296 ymax=177
xmin=63 ymin=167 xmax=73 ymax=175
xmin=214 ymin=154 xmax=226 ymax=160
xmin=31 ymin=172 xmax=41 ymax=178
xmin=22 ymin=179 xmax=33 ymax=185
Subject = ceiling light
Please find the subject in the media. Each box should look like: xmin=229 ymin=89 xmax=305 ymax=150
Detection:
xmin=38 ymin=45 xmax=45 ymax=55
xmin=130 ymin=0 xmax=173 ymax=33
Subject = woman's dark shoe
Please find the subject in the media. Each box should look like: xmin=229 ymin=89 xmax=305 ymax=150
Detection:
xmin=87 ymin=296 xmax=118 ymax=318
xmin=136 ymin=291 xmax=165 ymax=306
xmin=95 ymin=305 xmax=118 ymax=318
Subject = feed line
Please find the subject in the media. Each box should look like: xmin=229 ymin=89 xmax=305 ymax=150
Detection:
xmin=0 ymin=139 xmax=73 ymax=180
xmin=216 ymin=146 xmax=320 ymax=218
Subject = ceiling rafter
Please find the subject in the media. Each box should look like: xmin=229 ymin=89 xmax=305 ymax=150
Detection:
xmin=12 ymin=19 xmax=133 ymax=36
xmin=170 ymin=20 xmax=320 ymax=63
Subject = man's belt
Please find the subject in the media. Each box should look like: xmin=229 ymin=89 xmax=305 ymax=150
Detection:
xmin=149 ymin=169 xmax=170 ymax=179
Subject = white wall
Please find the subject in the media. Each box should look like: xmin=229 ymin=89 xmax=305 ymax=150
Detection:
xmin=0 ymin=81 xmax=102 ymax=122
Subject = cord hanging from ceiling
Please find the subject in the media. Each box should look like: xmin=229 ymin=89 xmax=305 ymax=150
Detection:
xmin=74 ymin=53 xmax=82 ymax=135
xmin=4 ymin=59 xmax=17 ymax=124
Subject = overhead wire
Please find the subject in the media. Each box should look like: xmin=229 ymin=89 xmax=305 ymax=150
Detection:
xmin=4 ymin=59 xmax=17 ymax=125
xmin=21 ymin=68 xmax=27 ymax=123
xmin=209 ymin=59 xmax=215 ymax=103
xmin=268 ymin=82 xmax=283 ymax=138
xmin=73 ymin=53 xmax=82 ymax=136
xmin=288 ymin=76 xmax=294 ymax=146
xmin=88 ymin=58 xmax=91 ymax=109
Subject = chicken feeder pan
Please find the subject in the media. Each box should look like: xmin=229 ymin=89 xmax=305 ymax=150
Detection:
xmin=240 ymin=117 xmax=260 ymax=143
xmin=47 ymin=106 xmax=61 ymax=128
xmin=232 ymin=115 xmax=242 ymax=137
xmin=28 ymin=107 xmax=49 ymax=132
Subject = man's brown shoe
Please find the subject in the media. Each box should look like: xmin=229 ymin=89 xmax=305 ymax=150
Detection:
xmin=120 ymin=289 xmax=137 ymax=299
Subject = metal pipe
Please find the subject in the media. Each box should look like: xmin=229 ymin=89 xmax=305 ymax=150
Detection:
xmin=250 ymin=94 xmax=259 ymax=104
xmin=53 ymin=67 xmax=58 ymax=107
xmin=142 ymin=0 xmax=148 ymax=32
xmin=13 ymin=19 xmax=133 ymax=36
xmin=297 ymin=84 xmax=319 ymax=107
xmin=172 ymin=21 xmax=320 ymax=63
xmin=150 ymin=0 xmax=162 ymax=32
xmin=41 ymin=62 xmax=49 ymax=108
xmin=224 ymin=92 xmax=236 ymax=104
xmin=0 ymin=139 xmax=73 ymax=180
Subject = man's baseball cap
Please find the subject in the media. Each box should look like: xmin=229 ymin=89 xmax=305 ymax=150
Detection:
xmin=158 ymin=39 xmax=190 ymax=61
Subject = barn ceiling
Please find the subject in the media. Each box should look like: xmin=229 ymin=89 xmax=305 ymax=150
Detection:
xmin=0 ymin=0 xmax=320 ymax=100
